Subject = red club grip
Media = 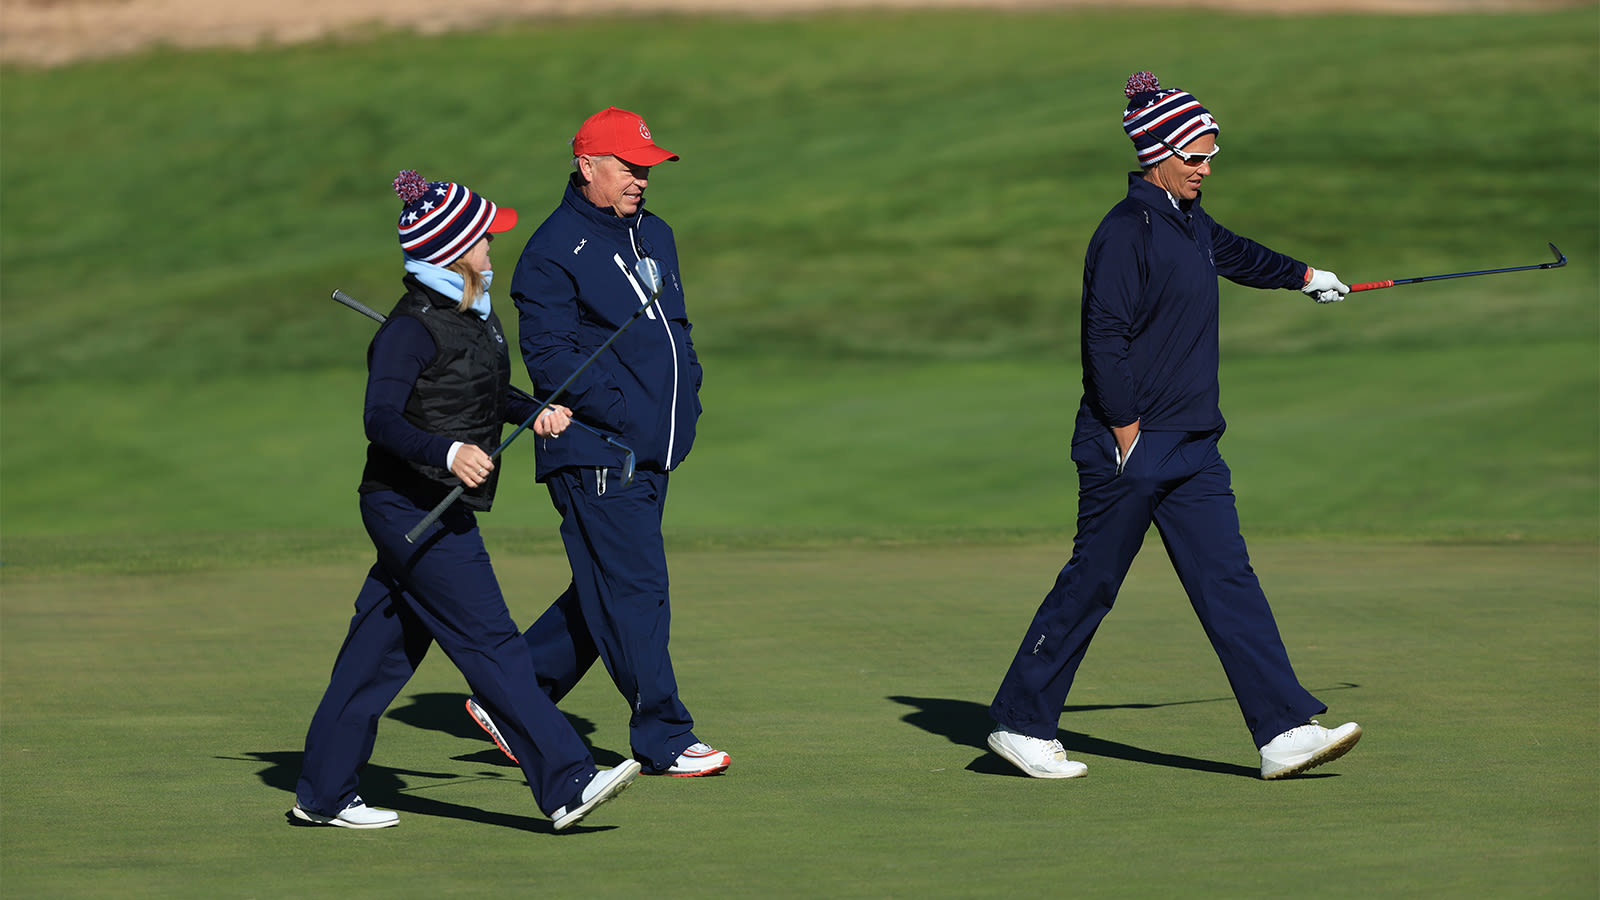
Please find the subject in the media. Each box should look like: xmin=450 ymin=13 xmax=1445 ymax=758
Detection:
xmin=1349 ymin=280 xmax=1394 ymax=292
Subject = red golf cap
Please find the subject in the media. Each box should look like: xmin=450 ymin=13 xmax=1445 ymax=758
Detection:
xmin=571 ymin=106 xmax=679 ymax=166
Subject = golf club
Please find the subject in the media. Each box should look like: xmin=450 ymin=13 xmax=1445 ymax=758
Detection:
xmin=1350 ymin=242 xmax=1567 ymax=292
xmin=402 ymin=254 xmax=662 ymax=543
xmin=331 ymin=289 xmax=638 ymax=486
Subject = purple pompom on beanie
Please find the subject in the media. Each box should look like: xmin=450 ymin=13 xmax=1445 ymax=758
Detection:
xmin=1121 ymin=71 xmax=1219 ymax=167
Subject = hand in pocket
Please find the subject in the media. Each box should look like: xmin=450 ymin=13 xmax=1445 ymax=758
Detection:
xmin=1115 ymin=432 xmax=1141 ymax=476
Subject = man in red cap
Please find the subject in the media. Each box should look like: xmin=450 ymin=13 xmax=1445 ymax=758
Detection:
xmin=465 ymin=107 xmax=730 ymax=779
xmin=568 ymin=105 xmax=680 ymax=218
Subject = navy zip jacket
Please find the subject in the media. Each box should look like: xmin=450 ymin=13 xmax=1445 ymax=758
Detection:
xmin=1075 ymin=173 xmax=1306 ymax=441
xmin=511 ymin=177 xmax=702 ymax=480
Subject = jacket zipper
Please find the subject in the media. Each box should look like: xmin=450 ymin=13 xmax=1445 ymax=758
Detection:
xmin=627 ymin=227 xmax=681 ymax=469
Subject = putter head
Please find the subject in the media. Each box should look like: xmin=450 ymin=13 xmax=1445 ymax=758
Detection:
xmin=634 ymin=257 xmax=663 ymax=300
xmin=1545 ymin=242 xmax=1568 ymax=268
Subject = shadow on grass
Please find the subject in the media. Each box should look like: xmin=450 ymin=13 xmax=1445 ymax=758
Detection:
xmin=227 ymin=692 xmax=638 ymax=834
xmin=888 ymin=687 xmax=1360 ymax=780
xmin=385 ymin=691 xmax=629 ymax=768
xmin=227 ymin=750 xmax=621 ymax=834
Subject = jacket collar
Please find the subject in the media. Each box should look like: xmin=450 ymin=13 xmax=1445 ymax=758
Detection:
xmin=563 ymin=174 xmax=646 ymax=232
xmin=1126 ymin=171 xmax=1202 ymax=220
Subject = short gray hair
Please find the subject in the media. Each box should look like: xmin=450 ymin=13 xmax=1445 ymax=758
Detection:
xmin=572 ymin=153 xmax=614 ymax=172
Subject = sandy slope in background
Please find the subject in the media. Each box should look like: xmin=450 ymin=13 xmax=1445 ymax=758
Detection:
xmin=1 ymin=0 xmax=1581 ymax=67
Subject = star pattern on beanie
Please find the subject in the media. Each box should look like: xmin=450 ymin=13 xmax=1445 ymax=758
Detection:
xmin=392 ymin=168 xmax=504 ymax=266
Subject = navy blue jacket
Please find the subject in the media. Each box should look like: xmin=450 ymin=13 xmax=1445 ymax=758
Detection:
xmin=510 ymin=177 xmax=702 ymax=479
xmin=1075 ymin=174 xmax=1306 ymax=440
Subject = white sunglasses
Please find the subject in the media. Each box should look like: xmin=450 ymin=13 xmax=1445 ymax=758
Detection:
xmin=1150 ymin=133 xmax=1220 ymax=165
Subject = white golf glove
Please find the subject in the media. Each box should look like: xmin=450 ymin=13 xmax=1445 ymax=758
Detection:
xmin=1302 ymin=268 xmax=1350 ymax=304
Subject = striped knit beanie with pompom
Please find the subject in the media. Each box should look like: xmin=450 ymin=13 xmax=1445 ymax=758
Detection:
xmin=1120 ymin=71 xmax=1219 ymax=168
xmin=392 ymin=169 xmax=517 ymax=266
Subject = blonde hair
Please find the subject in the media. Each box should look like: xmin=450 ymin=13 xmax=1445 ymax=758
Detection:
xmin=446 ymin=252 xmax=486 ymax=313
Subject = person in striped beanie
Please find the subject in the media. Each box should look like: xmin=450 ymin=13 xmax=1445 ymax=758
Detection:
xmin=1121 ymin=70 xmax=1221 ymax=169
xmin=394 ymin=169 xmax=514 ymax=263
xmin=986 ymin=72 xmax=1362 ymax=784
xmin=393 ymin=169 xmax=517 ymax=315
xmin=289 ymin=171 xmax=642 ymax=834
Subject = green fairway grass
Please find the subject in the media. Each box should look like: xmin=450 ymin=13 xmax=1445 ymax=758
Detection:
xmin=4 ymin=337 xmax=1592 ymax=561
xmin=1 ymin=5 xmax=1597 ymax=899
xmin=2 ymin=540 xmax=1595 ymax=898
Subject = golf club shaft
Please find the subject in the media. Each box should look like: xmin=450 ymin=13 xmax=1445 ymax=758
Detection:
xmin=334 ymin=289 xmax=609 ymax=430
xmin=330 ymin=288 xmax=637 ymax=517
xmin=403 ymin=290 xmax=659 ymax=543
xmin=1349 ymin=242 xmax=1566 ymax=292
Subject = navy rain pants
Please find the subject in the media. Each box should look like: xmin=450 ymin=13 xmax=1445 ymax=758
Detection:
xmin=990 ymin=430 xmax=1326 ymax=749
xmin=520 ymin=468 xmax=697 ymax=771
xmin=296 ymin=490 xmax=596 ymax=818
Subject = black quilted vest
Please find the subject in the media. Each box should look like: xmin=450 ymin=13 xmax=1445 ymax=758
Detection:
xmin=359 ymin=276 xmax=510 ymax=512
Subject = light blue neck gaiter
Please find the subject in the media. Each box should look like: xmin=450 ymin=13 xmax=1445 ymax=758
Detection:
xmin=404 ymin=256 xmax=493 ymax=319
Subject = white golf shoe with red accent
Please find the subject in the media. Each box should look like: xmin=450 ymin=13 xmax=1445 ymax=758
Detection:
xmin=644 ymin=742 xmax=731 ymax=776
xmin=465 ymin=696 xmax=519 ymax=764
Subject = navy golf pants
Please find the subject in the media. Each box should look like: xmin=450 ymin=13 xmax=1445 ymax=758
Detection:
xmin=295 ymin=490 xmax=596 ymax=819
xmin=990 ymin=430 xmax=1325 ymax=749
xmin=521 ymin=468 xmax=696 ymax=771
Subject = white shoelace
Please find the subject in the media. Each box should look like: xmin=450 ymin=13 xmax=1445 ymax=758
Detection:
xmin=1030 ymin=736 xmax=1068 ymax=759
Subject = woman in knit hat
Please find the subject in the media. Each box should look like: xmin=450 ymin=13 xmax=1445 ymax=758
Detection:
xmin=289 ymin=171 xmax=640 ymax=832
xmin=987 ymin=73 xmax=1362 ymax=782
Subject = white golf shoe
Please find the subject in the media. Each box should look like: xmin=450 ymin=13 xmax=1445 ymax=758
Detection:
xmin=642 ymin=742 xmax=731 ymax=777
xmin=1259 ymin=719 xmax=1363 ymax=780
xmin=290 ymin=795 xmax=399 ymax=829
xmin=552 ymin=760 xmax=642 ymax=831
xmin=987 ymin=726 xmax=1088 ymax=779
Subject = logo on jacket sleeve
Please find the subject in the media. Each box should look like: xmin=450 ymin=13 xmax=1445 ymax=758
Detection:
xmin=574 ymin=238 xmax=587 ymax=254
